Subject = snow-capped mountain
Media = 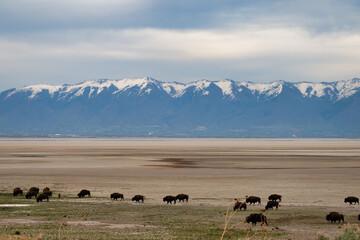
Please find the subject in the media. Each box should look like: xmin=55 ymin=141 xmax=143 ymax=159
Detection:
xmin=1 ymin=77 xmax=359 ymax=137
xmin=4 ymin=77 xmax=360 ymax=101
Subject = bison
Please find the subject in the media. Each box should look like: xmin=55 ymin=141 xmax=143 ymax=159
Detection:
xmin=13 ymin=187 xmax=23 ymax=196
xmin=246 ymin=213 xmax=268 ymax=225
xmin=268 ymin=194 xmax=282 ymax=202
xmin=77 ymin=189 xmax=91 ymax=198
xmin=132 ymin=195 xmax=144 ymax=203
xmin=110 ymin=193 xmax=124 ymax=201
xmin=36 ymin=193 xmax=49 ymax=202
xmin=163 ymin=195 xmax=177 ymax=204
xmin=344 ymin=196 xmax=359 ymax=205
xmin=43 ymin=187 xmax=50 ymax=192
xmin=43 ymin=190 xmax=53 ymax=197
xmin=246 ymin=196 xmax=261 ymax=205
xmin=358 ymin=214 xmax=360 ymax=221
xmin=265 ymin=201 xmax=279 ymax=210
xmin=233 ymin=200 xmax=247 ymax=211
xmin=176 ymin=194 xmax=189 ymax=202
xmin=29 ymin=187 xmax=39 ymax=193
xmin=326 ymin=212 xmax=344 ymax=223
xmin=25 ymin=191 xmax=38 ymax=199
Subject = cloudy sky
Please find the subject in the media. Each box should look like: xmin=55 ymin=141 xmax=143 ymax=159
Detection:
xmin=0 ymin=0 xmax=360 ymax=91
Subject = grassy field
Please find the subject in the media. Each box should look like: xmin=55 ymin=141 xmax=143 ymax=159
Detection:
xmin=1 ymin=192 xmax=359 ymax=240
xmin=0 ymin=139 xmax=359 ymax=239
xmin=0 ymin=192 xmax=285 ymax=240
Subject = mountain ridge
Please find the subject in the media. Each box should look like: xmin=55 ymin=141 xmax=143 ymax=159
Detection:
xmin=3 ymin=77 xmax=360 ymax=102
xmin=0 ymin=77 xmax=359 ymax=137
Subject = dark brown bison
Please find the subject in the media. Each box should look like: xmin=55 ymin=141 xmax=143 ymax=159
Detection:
xmin=176 ymin=194 xmax=189 ymax=202
xmin=326 ymin=212 xmax=344 ymax=223
xmin=36 ymin=193 xmax=49 ymax=202
xmin=77 ymin=189 xmax=91 ymax=198
xmin=110 ymin=193 xmax=124 ymax=201
xmin=344 ymin=196 xmax=359 ymax=205
xmin=43 ymin=190 xmax=52 ymax=197
xmin=43 ymin=187 xmax=50 ymax=192
xmin=132 ymin=195 xmax=144 ymax=203
xmin=163 ymin=195 xmax=177 ymax=204
xmin=233 ymin=200 xmax=247 ymax=211
xmin=246 ymin=213 xmax=268 ymax=225
xmin=358 ymin=214 xmax=360 ymax=221
xmin=265 ymin=201 xmax=279 ymax=210
xmin=268 ymin=194 xmax=282 ymax=202
xmin=25 ymin=191 xmax=38 ymax=199
xmin=246 ymin=196 xmax=261 ymax=205
xmin=29 ymin=187 xmax=39 ymax=193
xmin=13 ymin=187 xmax=23 ymax=196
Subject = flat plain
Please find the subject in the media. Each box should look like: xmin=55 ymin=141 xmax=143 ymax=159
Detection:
xmin=0 ymin=138 xmax=359 ymax=239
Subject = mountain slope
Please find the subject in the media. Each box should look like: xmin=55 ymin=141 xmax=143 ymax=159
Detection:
xmin=0 ymin=77 xmax=359 ymax=137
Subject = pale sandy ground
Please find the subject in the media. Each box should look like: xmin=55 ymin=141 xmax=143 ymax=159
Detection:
xmin=0 ymin=138 xmax=359 ymax=239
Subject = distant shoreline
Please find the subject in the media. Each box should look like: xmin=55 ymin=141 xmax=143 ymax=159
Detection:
xmin=0 ymin=137 xmax=359 ymax=142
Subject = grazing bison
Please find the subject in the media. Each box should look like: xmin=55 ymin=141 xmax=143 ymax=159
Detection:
xmin=77 ymin=189 xmax=91 ymax=198
xmin=246 ymin=213 xmax=268 ymax=225
xmin=326 ymin=212 xmax=344 ymax=223
xmin=163 ymin=195 xmax=177 ymax=204
xmin=36 ymin=193 xmax=49 ymax=202
xmin=233 ymin=200 xmax=247 ymax=211
xmin=132 ymin=195 xmax=144 ymax=203
xmin=246 ymin=196 xmax=261 ymax=205
xmin=176 ymin=194 xmax=189 ymax=202
xmin=358 ymin=214 xmax=360 ymax=221
xmin=25 ymin=191 xmax=38 ymax=199
xmin=344 ymin=196 xmax=359 ymax=205
xmin=13 ymin=187 xmax=23 ymax=196
xmin=43 ymin=190 xmax=52 ymax=197
xmin=268 ymin=194 xmax=282 ymax=202
xmin=265 ymin=201 xmax=279 ymax=210
xmin=110 ymin=193 xmax=124 ymax=201
xmin=29 ymin=187 xmax=39 ymax=193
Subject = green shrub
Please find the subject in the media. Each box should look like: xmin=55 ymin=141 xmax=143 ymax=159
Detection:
xmin=335 ymin=225 xmax=360 ymax=240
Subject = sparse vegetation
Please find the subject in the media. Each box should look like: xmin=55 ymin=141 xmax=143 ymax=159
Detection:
xmin=335 ymin=225 xmax=360 ymax=240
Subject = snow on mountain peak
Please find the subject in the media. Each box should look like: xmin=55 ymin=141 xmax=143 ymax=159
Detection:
xmin=4 ymin=77 xmax=360 ymax=101
xmin=214 ymin=79 xmax=234 ymax=97
xmin=237 ymin=80 xmax=284 ymax=97
xmin=335 ymin=78 xmax=360 ymax=99
xmin=294 ymin=82 xmax=335 ymax=98
xmin=6 ymin=84 xmax=63 ymax=99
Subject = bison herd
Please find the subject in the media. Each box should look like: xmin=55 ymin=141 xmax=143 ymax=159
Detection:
xmin=233 ymin=194 xmax=359 ymax=226
xmin=9 ymin=187 xmax=360 ymax=225
xmin=11 ymin=187 xmax=189 ymax=205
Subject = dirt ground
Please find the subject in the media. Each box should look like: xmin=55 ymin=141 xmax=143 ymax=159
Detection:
xmin=0 ymin=138 xmax=359 ymax=239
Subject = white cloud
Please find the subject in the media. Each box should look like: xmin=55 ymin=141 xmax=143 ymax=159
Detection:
xmin=1 ymin=27 xmax=360 ymax=61
xmin=0 ymin=26 xmax=360 ymax=89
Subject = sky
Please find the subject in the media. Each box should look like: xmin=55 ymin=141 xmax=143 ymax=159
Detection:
xmin=0 ymin=0 xmax=360 ymax=91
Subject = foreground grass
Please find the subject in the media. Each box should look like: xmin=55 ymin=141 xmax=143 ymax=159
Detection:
xmin=1 ymin=192 xmax=358 ymax=239
xmin=0 ymin=192 xmax=288 ymax=240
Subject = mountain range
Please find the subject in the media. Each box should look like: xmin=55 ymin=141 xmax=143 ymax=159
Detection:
xmin=1 ymin=77 xmax=359 ymax=137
